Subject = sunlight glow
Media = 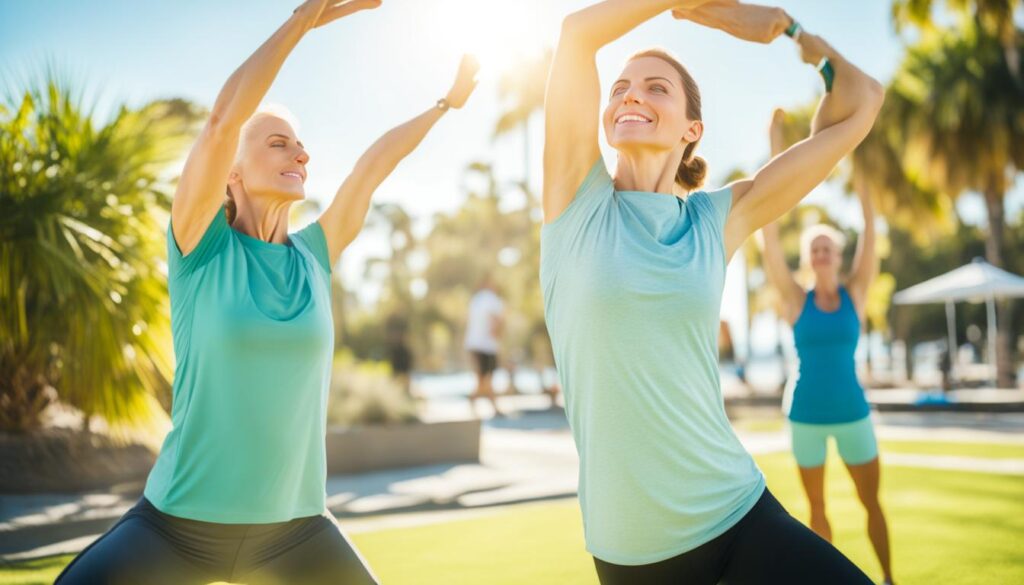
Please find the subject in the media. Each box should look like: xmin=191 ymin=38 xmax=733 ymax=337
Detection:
xmin=429 ymin=0 xmax=548 ymax=83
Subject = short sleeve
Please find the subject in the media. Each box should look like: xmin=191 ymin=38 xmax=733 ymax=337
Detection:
xmin=542 ymin=158 xmax=614 ymax=233
xmin=291 ymin=220 xmax=332 ymax=275
xmin=167 ymin=206 xmax=230 ymax=279
xmin=540 ymin=158 xmax=615 ymax=283
xmin=703 ymin=185 xmax=734 ymax=234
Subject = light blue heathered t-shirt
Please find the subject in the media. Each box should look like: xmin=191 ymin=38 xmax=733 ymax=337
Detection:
xmin=145 ymin=207 xmax=334 ymax=523
xmin=541 ymin=159 xmax=765 ymax=565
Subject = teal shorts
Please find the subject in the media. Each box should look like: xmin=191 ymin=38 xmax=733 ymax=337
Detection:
xmin=789 ymin=416 xmax=878 ymax=468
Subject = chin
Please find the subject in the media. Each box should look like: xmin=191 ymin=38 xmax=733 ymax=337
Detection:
xmin=609 ymin=133 xmax=671 ymax=153
xmin=271 ymin=185 xmax=306 ymax=201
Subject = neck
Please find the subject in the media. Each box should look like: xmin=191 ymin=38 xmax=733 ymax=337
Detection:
xmin=612 ymin=146 xmax=685 ymax=196
xmin=231 ymin=193 xmax=293 ymax=244
xmin=814 ymin=274 xmax=840 ymax=295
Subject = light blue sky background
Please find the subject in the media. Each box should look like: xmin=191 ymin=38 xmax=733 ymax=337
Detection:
xmin=3 ymin=1 xmax=1021 ymax=355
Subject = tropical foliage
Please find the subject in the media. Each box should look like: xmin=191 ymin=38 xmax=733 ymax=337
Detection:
xmin=0 ymin=71 xmax=203 ymax=432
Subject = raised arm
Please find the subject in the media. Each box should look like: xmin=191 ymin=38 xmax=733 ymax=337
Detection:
xmin=845 ymin=173 xmax=877 ymax=317
xmin=318 ymin=55 xmax=479 ymax=265
xmin=676 ymin=4 xmax=884 ymax=260
xmin=171 ymin=0 xmax=380 ymax=256
xmin=759 ymin=108 xmax=805 ymax=323
xmin=543 ymin=0 xmax=711 ymax=223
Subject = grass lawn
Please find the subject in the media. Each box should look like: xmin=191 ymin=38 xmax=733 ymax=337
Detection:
xmin=879 ymin=439 xmax=1024 ymax=460
xmin=3 ymin=441 xmax=1022 ymax=585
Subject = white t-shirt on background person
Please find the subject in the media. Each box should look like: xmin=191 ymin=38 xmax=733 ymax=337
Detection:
xmin=464 ymin=289 xmax=504 ymax=354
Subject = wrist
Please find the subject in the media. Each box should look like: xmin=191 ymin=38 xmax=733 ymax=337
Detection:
xmin=817 ymin=57 xmax=835 ymax=92
xmin=783 ymin=16 xmax=802 ymax=42
xmin=290 ymin=6 xmax=319 ymax=32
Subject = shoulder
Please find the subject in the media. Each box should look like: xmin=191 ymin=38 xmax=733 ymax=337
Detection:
xmin=291 ymin=220 xmax=332 ymax=275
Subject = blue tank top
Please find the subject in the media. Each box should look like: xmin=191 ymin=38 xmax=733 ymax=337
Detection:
xmin=788 ymin=286 xmax=871 ymax=424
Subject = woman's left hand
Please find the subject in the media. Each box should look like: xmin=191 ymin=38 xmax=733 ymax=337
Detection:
xmin=311 ymin=0 xmax=382 ymax=29
xmin=446 ymin=54 xmax=480 ymax=109
xmin=673 ymin=1 xmax=790 ymax=44
xmin=796 ymin=32 xmax=831 ymax=66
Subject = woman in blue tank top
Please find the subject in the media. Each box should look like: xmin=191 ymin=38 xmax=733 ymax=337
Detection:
xmin=543 ymin=1 xmax=883 ymax=583
xmin=761 ymin=109 xmax=894 ymax=585
xmin=56 ymin=2 xmax=480 ymax=584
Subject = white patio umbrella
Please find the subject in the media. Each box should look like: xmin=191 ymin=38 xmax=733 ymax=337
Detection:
xmin=893 ymin=258 xmax=1024 ymax=386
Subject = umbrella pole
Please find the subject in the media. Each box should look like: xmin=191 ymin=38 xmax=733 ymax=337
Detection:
xmin=946 ymin=300 xmax=958 ymax=388
xmin=987 ymin=293 xmax=998 ymax=388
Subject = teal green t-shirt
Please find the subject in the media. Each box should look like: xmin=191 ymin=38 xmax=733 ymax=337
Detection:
xmin=144 ymin=207 xmax=334 ymax=523
xmin=541 ymin=160 xmax=765 ymax=565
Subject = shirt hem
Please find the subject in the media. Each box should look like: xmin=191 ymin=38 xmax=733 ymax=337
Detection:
xmin=145 ymin=493 xmax=325 ymax=524
xmin=587 ymin=475 xmax=767 ymax=566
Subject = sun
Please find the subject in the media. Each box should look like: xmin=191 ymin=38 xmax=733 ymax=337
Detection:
xmin=428 ymin=0 xmax=549 ymax=83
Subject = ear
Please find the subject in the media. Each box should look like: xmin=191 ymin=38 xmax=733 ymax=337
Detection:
xmin=227 ymin=167 xmax=242 ymax=186
xmin=683 ymin=120 xmax=703 ymax=144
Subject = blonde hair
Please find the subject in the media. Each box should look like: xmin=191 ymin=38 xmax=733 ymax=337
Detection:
xmin=225 ymin=104 xmax=301 ymax=225
xmin=799 ymin=224 xmax=847 ymax=267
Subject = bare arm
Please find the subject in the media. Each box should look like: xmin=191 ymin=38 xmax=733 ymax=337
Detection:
xmin=490 ymin=313 xmax=505 ymax=339
xmin=171 ymin=0 xmax=380 ymax=256
xmin=690 ymin=10 xmax=885 ymax=260
xmin=543 ymin=0 xmax=711 ymax=223
xmin=318 ymin=56 xmax=479 ymax=264
xmin=759 ymin=108 xmax=805 ymax=323
xmin=845 ymin=173 xmax=877 ymax=317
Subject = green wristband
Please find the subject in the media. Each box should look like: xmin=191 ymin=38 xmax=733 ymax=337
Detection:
xmin=785 ymin=21 xmax=802 ymax=39
xmin=817 ymin=57 xmax=835 ymax=93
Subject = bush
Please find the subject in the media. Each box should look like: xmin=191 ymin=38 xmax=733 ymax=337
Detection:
xmin=327 ymin=351 xmax=418 ymax=426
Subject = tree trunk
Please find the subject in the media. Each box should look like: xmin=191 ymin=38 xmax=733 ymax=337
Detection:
xmin=0 ymin=364 xmax=52 ymax=433
xmin=983 ymin=184 xmax=1017 ymax=388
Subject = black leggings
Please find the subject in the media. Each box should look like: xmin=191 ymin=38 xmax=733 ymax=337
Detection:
xmin=593 ymin=489 xmax=873 ymax=585
xmin=55 ymin=497 xmax=379 ymax=585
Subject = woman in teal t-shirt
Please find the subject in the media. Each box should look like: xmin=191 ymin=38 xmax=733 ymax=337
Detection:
xmin=761 ymin=109 xmax=894 ymax=585
xmin=542 ymin=1 xmax=884 ymax=583
xmin=56 ymin=1 xmax=478 ymax=584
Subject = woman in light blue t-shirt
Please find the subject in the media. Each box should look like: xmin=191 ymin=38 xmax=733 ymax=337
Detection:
xmin=56 ymin=1 xmax=479 ymax=584
xmin=542 ymin=1 xmax=885 ymax=583
xmin=761 ymin=109 xmax=893 ymax=585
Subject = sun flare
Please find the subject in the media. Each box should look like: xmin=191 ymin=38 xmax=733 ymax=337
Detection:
xmin=429 ymin=0 xmax=550 ymax=82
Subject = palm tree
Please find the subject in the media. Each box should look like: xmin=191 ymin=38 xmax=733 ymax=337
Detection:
xmin=493 ymin=50 xmax=552 ymax=189
xmin=887 ymin=20 xmax=1024 ymax=386
xmin=0 ymin=71 xmax=203 ymax=433
xmin=891 ymin=0 xmax=1022 ymax=81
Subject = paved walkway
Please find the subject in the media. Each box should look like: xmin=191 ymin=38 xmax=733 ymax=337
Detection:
xmin=2 ymin=398 xmax=1022 ymax=562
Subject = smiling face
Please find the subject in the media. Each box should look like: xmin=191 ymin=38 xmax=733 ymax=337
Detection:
xmin=228 ymin=113 xmax=309 ymax=204
xmin=602 ymin=55 xmax=702 ymax=156
xmin=800 ymin=225 xmax=847 ymax=282
xmin=809 ymin=235 xmax=842 ymax=274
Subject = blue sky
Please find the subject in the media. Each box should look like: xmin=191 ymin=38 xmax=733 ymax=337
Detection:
xmin=3 ymin=0 xmax=1020 ymax=349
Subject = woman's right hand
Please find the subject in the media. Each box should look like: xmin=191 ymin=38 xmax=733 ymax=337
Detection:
xmin=674 ymin=0 xmax=719 ymax=9
xmin=293 ymin=0 xmax=382 ymax=29
xmin=446 ymin=55 xmax=480 ymax=109
xmin=673 ymin=1 xmax=790 ymax=44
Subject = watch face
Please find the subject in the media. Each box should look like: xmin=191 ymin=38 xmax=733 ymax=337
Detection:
xmin=437 ymin=98 xmax=449 ymax=110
